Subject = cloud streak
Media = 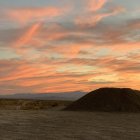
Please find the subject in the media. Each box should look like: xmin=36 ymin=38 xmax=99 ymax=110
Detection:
xmin=87 ymin=0 xmax=107 ymax=12
xmin=13 ymin=22 xmax=42 ymax=48
xmin=76 ymin=6 xmax=125 ymax=27
xmin=5 ymin=7 xmax=66 ymax=25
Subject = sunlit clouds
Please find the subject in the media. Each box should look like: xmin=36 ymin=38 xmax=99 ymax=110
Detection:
xmin=87 ymin=0 xmax=107 ymax=12
xmin=4 ymin=7 xmax=67 ymax=25
xmin=14 ymin=22 xmax=42 ymax=48
xmin=0 ymin=0 xmax=140 ymax=94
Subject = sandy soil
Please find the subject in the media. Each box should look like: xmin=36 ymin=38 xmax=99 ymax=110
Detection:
xmin=0 ymin=110 xmax=139 ymax=140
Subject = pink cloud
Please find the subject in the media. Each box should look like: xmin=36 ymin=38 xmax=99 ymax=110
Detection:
xmin=5 ymin=7 xmax=66 ymax=24
xmin=0 ymin=53 xmax=140 ymax=94
xmin=75 ymin=6 xmax=125 ymax=27
xmin=87 ymin=0 xmax=107 ymax=12
xmin=13 ymin=22 xmax=42 ymax=49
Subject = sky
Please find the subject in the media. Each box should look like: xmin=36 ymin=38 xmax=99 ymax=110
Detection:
xmin=0 ymin=0 xmax=140 ymax=94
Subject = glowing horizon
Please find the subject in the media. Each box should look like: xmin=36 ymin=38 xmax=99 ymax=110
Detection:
xmin=0 ymin=0 xmax=140 ymax=94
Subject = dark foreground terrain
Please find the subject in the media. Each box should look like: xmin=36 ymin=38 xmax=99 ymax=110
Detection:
xmin=0 ymin=110 xmax=140 ymax=140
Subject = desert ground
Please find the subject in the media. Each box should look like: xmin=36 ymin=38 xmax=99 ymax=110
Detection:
xmin=0 ymin=109 xmax=140 ymax=140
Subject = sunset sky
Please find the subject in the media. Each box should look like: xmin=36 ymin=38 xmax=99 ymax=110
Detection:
xmin=0 ymin=0 xmax=140 ymax=94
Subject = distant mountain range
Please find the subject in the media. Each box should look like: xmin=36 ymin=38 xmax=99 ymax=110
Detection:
xmin=0 ymin=91 xmax=87 ymax=101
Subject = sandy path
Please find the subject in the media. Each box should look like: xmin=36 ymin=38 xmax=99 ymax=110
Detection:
xmin=0 ymin=110 xmax=139 ymax=140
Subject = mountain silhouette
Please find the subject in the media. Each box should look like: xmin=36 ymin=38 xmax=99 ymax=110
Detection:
xmin=64 ymin=88 xmax=140 ymax=112
xmin=0 ymin=91 xmax=86 ymax=101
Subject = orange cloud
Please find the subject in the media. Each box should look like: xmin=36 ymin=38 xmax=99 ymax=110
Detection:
xmin=6 ymin=7 xmax=65 ymax=24
xmin=75 ymin=13 xmax=109 ymax=27
xmin=51 ymin=42 xmax=93 ymax=58
xmin=109 ymin=42 xmax=140 ymax=53
xmin=0 ymin=55 xmax=140 ymax=94
xmin=76 ymin=6 xmax=125 ymax=27
xmin=0 ymin=62 xmax=56 ymax=83
xmin=88 ymin=0 xmax=107 ymax=12
xmin=18 ymin=80 xmax=43 ymax=87
xmin=13 ymin=22 xmax=42 ymax=49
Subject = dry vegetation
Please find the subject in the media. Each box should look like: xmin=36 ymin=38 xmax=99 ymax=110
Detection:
xmin=0 ymin=99 xmax=72 ymax=110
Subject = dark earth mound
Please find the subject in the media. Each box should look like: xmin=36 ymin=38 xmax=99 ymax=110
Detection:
xmin=64 ymin=88 xmax=140 ymax=112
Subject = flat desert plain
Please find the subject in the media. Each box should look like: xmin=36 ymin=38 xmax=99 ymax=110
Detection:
xmin=0 ymin=110 xmax=140 ymax=140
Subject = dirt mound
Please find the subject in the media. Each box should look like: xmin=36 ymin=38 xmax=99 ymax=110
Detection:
xmin=64 ymin=88 xmax=140 ymax=112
